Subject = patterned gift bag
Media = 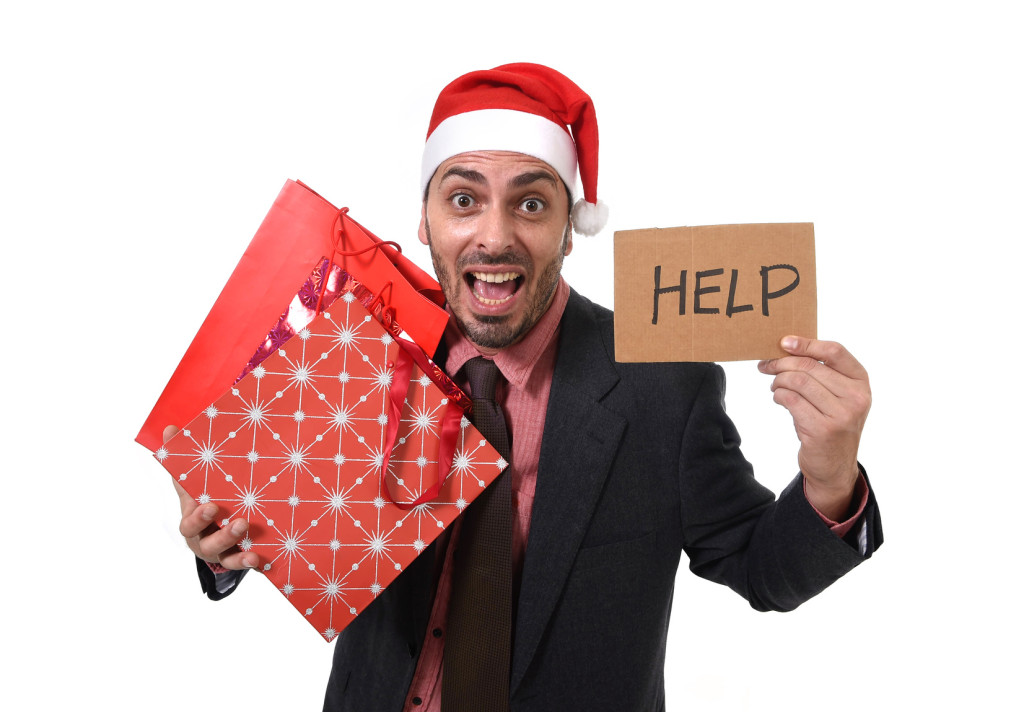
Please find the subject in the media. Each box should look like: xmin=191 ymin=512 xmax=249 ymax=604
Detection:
xmin=156 ymin=264 xmax=506 ymax=641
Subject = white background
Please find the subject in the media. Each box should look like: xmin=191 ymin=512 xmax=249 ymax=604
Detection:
xmin=2 ymin=1 xmax=1021 ymax=709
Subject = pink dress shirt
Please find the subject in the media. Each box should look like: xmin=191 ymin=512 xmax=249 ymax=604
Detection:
xmin=402 ymin=279 xmax=570 ymax=710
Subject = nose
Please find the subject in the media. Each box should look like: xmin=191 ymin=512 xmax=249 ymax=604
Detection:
xmin=475 ymin=205 xmax=516 ymax=254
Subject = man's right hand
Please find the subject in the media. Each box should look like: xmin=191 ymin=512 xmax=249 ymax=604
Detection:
xmin=165 ymin=425 xmax=260 ymax=570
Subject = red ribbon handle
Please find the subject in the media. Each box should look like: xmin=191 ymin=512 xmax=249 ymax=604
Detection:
xmin=315 ymin=208 xmax=404 ymax=314
xmin=380 ymin=334 xmax=465 ymax=511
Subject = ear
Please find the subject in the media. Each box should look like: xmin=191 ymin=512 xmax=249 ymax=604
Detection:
xmin=417 ymin=203 xmax=429 ymax=246
xmin=563 ymin=222 xmax=574 ymax=257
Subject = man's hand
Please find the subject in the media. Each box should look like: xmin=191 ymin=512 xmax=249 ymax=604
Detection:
xmin=164 ymin=425 xmax=260 ymax=570
xmin=757 ymin=336 xmax=871 ymax=521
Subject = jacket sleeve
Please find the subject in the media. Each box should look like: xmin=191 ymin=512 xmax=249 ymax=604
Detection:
xmin=195 ymin=557 xmax=248 ymax=601
xmin=678 ymin=364 xmax=882 ymax=612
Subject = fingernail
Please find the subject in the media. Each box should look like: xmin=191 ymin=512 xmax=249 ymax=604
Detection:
xmin=230 ymin=520 xmax=247 ymax=537
xmin=201 ymin=505 xmax=216 ymax=521
xmin=781 ymin=337 xmax=798 ymax=351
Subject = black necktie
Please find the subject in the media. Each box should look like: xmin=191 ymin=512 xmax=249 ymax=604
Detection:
xmin=442 ymin=357 xmax=513 ymax=712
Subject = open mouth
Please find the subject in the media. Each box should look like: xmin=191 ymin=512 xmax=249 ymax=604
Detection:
xmin=466 ymin=271 xmax=523 ymax=306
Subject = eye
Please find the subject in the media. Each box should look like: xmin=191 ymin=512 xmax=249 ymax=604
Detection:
xmin=520 ymin=198 xmax=545 ymax=213
xmin=451 ymin=193 xmax=475 ymax=209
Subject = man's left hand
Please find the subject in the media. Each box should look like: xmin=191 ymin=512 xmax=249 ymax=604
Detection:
xmin=757 ymin=336 xmax=871 ymax=521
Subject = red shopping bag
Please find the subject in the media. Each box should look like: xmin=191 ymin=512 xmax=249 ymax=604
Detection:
xmin=154 ymin=262 xmax=507 ymax=641
xmin=137 ymin=180 xmax=448 ymax=452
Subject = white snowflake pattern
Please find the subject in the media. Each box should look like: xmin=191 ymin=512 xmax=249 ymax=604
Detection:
xmin=238 ymin=488 xmax=260 ymax=516
xmin=410 ymin=406 xmax=437 ymax=434
xmin=332 ymin=323 xmax=358 ymax=349
xmin=285 ymin=445 xmax=310 ymax=471
xmin=252 ymin=365 xmax=267 ymax=379
xmin=451 ymin=450 xmax=472 ymax=475
xmin=365 ymin=531 xmax=390 ymax=558
xmin=279 ymin=531 xmax=303 ymax=557
xmin=298 ymin=327 xmax=311 ymax=340
xmin=239 ymin=537 xmax=253 ymax=551
xmin=204 ymin=405 xmax=218 ymax=419
xmin=240 ymin=398 xmax=270 ymax=430
xmin=373 ymin=496 xmax=386 ymax=509
xmin=326 ymin=490 xmax=348 ymax=513
xmin=246 ymin=450 xmax=259 ymax=463
xmin=329 ymin=404 xmax=355 ymax=432
xmin=322 ymin=578 xmax=345 ymax=601
xmin=282 ymin=583 xmax=294 ymax=595
xmin=293 ymin=409 xmax=305 ymax=422
xmin=371 ymin=364 xmax=393 ymax=391
xmin=193 ymin=441 xmax=221 ymax=469
xmin=413 ymin=539 xmax=426 ymax=552
xmin=288 ymin=360 xmax=315 ymax=389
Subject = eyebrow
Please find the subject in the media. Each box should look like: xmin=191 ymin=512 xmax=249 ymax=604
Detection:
xmin=438 ymin=167 xmax=486 ymax=186
xmin=508 ymin=170 xmax=559 ymax=190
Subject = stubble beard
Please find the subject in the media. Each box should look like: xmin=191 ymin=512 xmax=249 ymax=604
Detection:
xmin=424 ymin=218 xmax=568 ymax=351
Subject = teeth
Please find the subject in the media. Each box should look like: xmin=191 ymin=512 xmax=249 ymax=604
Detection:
xmin=477 ymin=294 xmax=514 ymax=306
xmin=471 ymin=271 xmax=519 ymax=283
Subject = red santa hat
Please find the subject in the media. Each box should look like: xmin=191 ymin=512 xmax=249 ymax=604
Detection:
xmin=421 ymin=62 xmax=608 ymax=236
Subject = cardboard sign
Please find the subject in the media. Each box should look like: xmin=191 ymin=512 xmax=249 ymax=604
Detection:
xmin=614 ymin=223 xmax=816 ymax=362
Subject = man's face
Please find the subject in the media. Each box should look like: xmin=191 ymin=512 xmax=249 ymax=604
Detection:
xmin=419 ymin=151 xmax=573 ymax=354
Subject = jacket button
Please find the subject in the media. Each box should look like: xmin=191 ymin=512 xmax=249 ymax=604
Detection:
xmin=432 ymin=627 xmax=443 ymax=638
xmin=412 ymin=697 xmax=423 ymax=705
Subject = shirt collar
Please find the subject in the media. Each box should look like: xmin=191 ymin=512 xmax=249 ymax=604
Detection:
xmin=443 ymin=277 xmax=570 ymax=388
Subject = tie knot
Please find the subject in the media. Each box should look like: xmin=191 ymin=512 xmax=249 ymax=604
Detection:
xmin=463 ymin=356 xmax=501 ymax=402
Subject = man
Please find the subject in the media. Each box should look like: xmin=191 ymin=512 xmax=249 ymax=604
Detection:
xmin=175 ymin=63 xmax=881 ymax=711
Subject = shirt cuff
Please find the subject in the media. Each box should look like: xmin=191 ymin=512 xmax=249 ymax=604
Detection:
xmin=804 ymin=468 xmax=869 ymax=539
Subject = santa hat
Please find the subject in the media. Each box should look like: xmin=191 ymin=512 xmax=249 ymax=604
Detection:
xmin=421 ymin=62 xmax=608 ymax=236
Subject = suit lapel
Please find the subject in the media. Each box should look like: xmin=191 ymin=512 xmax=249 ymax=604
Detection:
xmin=511 ymin=291 xmax=625 ymax=692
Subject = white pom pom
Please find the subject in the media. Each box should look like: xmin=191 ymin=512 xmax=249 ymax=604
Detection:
xmin=571 ymin=198 xmax=609 ymax=236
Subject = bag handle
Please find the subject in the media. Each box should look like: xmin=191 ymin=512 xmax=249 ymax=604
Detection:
xmin=379 ymin=334 xmax=466 ymax=511
xmin=315 ymin=208 xmax=404 ymax=314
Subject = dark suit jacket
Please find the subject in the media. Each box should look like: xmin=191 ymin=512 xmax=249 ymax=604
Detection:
xmin=205 ymin=289 xmax=882 ymax=711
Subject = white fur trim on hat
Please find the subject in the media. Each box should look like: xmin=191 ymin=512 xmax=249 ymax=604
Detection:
xmin=421 ymin=109 xmax=579 ymax=195
xmin=571 ymin=198 xmax=608 ymax=236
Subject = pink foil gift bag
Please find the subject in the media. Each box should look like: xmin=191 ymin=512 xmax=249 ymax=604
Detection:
xmin=155 ymin=264 xmax=506 ymax=641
